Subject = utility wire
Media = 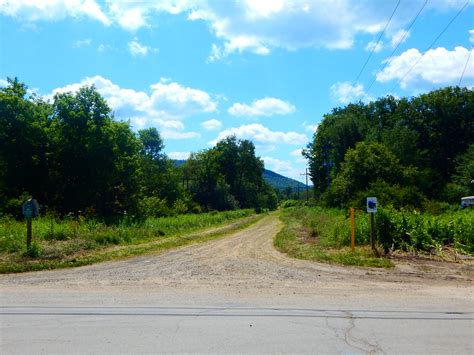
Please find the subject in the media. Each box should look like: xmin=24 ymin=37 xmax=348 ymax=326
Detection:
xmin=366 ymin=0 xmax=428 ymax=93
xmin=391 ymin=0 xmax=470 ymax=92
xmin=353 ymin=0 xmax=401 ymax=85
xmin=458 ymin=46 xmax=473 ymax=86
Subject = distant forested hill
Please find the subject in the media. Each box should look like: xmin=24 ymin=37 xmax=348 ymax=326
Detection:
xmin=263 ymin=169 xmax=307 ymax=190
xmin=173 ymin=160 xmax=307 ymax=190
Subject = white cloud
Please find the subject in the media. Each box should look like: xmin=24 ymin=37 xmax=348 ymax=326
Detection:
xmin=201 ymin=118 xmax=222 ymax=131
xmin=365 ymin=40 xmax=384 ymax=53
xmin=147 ymin=80 xmax=217 ymax=117
xmin=302 ymin=121 xmax=318 ymax=133
xmin=47 ymin=75 xmax=217 ymax=138
xmin=2 ymin=1 xmax=469 ymax=60
xmin=376 ymin=46 xmax=474 ymax=89
xmin=97 ymin=43 xmax=112 ymax=52
xmin=210 ymin=123 xmax=307 ymax=146
xmin=290 ymin=149 xmax=302 ymax=157
xmin=128 ymin=38 xmax=156 ymax=57
xmin=469 ymin=29 xmax=474 ymax=44
xmin=0 ymin=0 xmax=110 ymax=25
xmin=168 ymin=151 xmax=191 ymax=160
xmin=207 ymin=43 xmax=224 ymax=63
xmin=330 ymin=82 xmax=374 ymax=104
xmin=73 ymin=38 xmax=92 ymax=48
xmin=291 ymin=148 xmax=307 ymax=164
xmin=228 ymin=97 xmax=295 ymax=117
xmin=390 ymin=29 xmax=410 ymax=48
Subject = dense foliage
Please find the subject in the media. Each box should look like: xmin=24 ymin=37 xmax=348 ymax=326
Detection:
xmin=278 ymin=206 xmax=473 ymax=258
xmin=303 ymin=87 xmax=474 ymax=208
xmin=0 ymin=78 xmax=277 ymax=219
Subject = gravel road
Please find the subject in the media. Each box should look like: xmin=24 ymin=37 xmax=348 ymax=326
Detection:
xmin=1 ymin=214 xmax=472 ymax=301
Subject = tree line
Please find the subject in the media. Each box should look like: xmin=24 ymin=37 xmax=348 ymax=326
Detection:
xmin=303 ymin=86 xmax=474 ymax=209
xmin=0 ymin=78 xmax=277 ymax=220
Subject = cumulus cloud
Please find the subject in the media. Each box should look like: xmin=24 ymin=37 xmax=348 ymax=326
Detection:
xmin=128 ymin=38 xmax=156 ymax=56
xmin=390 ymin=29 xmax=410 ymax=48
xmin=2 ymin=1 xmax=469 ymax=59
xmin=365 ymin=40 xmax=384 ymax=53
xmin=376 ymin=46 xmax=474 ymax=89
xmin=330 ymin=82 xmax=374 ymax=104
xmin=228 ymin=97 xmax=295 ymax=117
xmin=97 ymin=43 xmax=112 ymax=52
xmin=302 ymin=121 xmax=318 ymax=133
xmin=73 ymin=38 xmax=92 ymax=48
xmin=168 ymin=151 xmax=191 ymax=160
xmin=0 ymin=0 xmax=110 ymax=25
xmin=210 ymin=123 xmax=307 ymax=146
xmin=469 ymin=29 xmax=474 ymax=44
xmin=47 ymin=75 xmax=217 ymax=139
xmin=291 ymin=148 xmax=307 ymax=164
xmin=201 ymin=118 xmax=222 ymax=131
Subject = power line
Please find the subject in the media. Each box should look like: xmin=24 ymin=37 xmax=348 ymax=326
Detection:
xmin=353 ymin=0 xmax=401 ymax=85
xmin=458 ymin=46 xmax=473 ymax=86
xmin=366 ymin=0 xmax=428 ymax=93
xmin=391 ymin=0 xmax=470 ymax=92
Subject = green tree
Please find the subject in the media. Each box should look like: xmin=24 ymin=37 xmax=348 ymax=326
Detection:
xmin=0 ymin=78 xmax=52 ymax=214
xmin=49 ymin=85 xmax=141 ymax=217
xmin=323 ymin=142 xmax=405 ymax=207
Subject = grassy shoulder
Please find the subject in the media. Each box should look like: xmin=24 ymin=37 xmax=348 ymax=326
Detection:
xmin=275 ymin=207 xmax=394 ymax=268
xmin=0 ymin=210 xmax=262 ymax=273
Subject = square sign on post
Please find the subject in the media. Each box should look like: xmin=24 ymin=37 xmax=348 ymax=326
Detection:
xmin=367 ymin=197 xmax=377 ymax=213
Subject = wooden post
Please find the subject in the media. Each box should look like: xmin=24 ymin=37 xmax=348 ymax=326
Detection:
xmin=370 ymin=212 xmax=375 ymax=251
xmin=350 ymin=208 xmax=355 ymax=251
xmin=26 ymin=218 xmax=32 ymax=250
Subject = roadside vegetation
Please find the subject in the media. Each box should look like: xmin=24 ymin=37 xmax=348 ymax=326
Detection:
xmin=0 ymin=209 xmax=259 ymax=273
xmin=275 ymin=205 xmax=473 ymax=268
xmin=275 ymin=206 xmax=394 ymax=268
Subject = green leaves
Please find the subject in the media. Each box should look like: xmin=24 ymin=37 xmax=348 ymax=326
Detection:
xmin=305 ymin=86 xmax=474 ymax=207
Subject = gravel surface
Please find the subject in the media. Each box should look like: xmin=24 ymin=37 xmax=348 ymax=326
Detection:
xmin=0 ymin=215 xmax=472 ymax=303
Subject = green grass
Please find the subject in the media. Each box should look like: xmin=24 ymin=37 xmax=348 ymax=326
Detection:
xmin=0 ymin=209 xmax=259 ymax=273
xmin=275 ymin=207 xmax=394 ymax=268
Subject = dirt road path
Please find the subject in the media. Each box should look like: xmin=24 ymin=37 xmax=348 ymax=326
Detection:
xmin=1 ymin=215 xmax=472 ymax=302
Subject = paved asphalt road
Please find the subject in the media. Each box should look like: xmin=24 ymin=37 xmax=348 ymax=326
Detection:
xmin=1 ymin=216 xmax=473 ymax=354
xmin=1 ymin=301 xmax=473 ymax=354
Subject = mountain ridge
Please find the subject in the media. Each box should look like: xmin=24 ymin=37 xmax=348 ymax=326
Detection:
xmin=172 ymin=160 xmax=308 ymax=190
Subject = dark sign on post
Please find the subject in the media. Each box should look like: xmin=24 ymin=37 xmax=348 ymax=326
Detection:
xmin=367 ymin=197 xmax=378 ymax=254
xmin=22 ymin=198 xmax=39 ymax=250
xmin=22 ymin=199 xmax=39 ymax=219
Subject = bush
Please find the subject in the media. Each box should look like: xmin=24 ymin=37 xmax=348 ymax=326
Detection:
xmin=140 ymin=196 xmax=171 ymax=218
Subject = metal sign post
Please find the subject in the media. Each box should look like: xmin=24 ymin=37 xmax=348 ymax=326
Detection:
xmin=366 ymin=197 xmax=377 ymax=252
xmin=22 ymin=198 xmax=39 ymax=251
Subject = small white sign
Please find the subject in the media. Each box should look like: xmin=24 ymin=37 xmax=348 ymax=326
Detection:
xmin=367 ymin=197 xmax=378 ymax=213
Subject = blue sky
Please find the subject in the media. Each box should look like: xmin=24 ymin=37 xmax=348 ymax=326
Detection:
xmin=1 ymin=0 xmax=473 ymax=181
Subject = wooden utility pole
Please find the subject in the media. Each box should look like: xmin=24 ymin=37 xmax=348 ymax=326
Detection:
xmin=370 ymin=212 xmax=375 ymax=251
xmin=300 ymin=168 xmax=309 ymax=202
xmin=26 ymin=219 xmax=32 ymax=250
xmin=350 ymin=208 xmax=355 ymax=251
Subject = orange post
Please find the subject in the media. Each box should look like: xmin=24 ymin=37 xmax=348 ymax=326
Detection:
xmin=350 ymin=208 xmax=355 ymax=251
